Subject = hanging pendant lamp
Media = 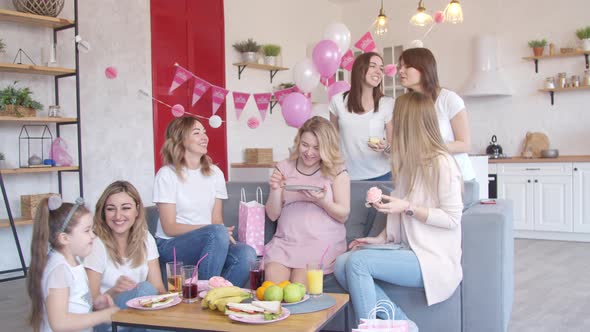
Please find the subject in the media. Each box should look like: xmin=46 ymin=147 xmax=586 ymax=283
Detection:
xmin=410 ymin=0 xmax=433 ymax=27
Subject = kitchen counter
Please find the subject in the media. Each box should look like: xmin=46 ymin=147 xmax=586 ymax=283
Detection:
xmin=488 ymin=155 xmax=590 ymax=163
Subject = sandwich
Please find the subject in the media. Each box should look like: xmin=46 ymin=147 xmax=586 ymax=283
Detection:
xmin=139 ymin=293 xmax=178 ymax=308
xmin=225 ymin=301 xmax=282 ymax=321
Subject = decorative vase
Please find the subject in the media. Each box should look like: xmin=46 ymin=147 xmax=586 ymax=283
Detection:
xmin=581 ymin=38 xmax=590 ymax=51
xmin=532 ymin=47 xmax=544 ymax=56
xmin=263 ymin=56 xmax=277 ymax=66
xmin=241 ymin=52 xmax=258 ymax=63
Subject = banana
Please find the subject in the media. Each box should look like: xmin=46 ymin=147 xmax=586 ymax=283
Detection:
xmin=204 ymin=286 xmax=246 ymax=304
xmin=214 ymin=293 xmax=250 ymax=312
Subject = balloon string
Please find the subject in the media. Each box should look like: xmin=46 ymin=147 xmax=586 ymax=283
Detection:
xmin=422 ymin=23 xmax=435 ymax=40
xmin=138 ymin=89 xmax=221 ymax=122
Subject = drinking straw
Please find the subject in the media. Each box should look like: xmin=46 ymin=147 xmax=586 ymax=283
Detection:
xmin=259 ymin=247 xmax=266 ymax=270
xmin=319 ymin=245 xmax=331 ymax=267
xmin=192 ymin=253 xmax=208 ymax=281
xmin=173 ymin=247 xmax=177 ymax=280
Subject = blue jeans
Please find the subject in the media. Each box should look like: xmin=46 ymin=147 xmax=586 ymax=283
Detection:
xmin=94 ymin=282 xmax=157 ymax=332
xmin=364 ymin=172 xmax=392 ymax=181
xmin=156 ymin=224 xmax=256 ymax=287
xmin=334 ymin=249 xmax=424 ymax=325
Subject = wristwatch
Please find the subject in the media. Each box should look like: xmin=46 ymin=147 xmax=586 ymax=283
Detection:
xmin=404 ymin=202 xmax=414 ymax=216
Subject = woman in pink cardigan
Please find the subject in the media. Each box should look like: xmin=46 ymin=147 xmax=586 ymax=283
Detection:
xmin=333 ymin=92 xmax=464 ymax=330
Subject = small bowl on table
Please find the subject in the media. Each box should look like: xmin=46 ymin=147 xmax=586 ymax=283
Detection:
xmin=540 ymin=149 xmax=559 ymax=158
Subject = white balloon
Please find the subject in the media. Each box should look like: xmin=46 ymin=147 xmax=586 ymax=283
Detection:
xmin=293 ymin=58 xmax=320 ymax=93
xmin=209 ymin=115 xmax=222 ymax=128
xmin=323 ymin=23 xmax=351 ymax=55
xmin=409 ymin=40 xmax=424 ymax=48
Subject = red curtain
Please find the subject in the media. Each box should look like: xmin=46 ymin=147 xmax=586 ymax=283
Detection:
xmin=150 ymin=0 xmax=227 ymax=178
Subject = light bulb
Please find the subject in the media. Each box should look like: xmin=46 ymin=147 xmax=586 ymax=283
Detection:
xmin=374 ymin=14 xmax=388 ymax=36
xmin=445 ymin=0 xmax=463 ymax=24
xmin=410 ymin=10 xmax=433 ymax=27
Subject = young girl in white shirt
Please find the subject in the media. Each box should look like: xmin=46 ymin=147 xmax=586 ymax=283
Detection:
xmin=27 ymin=197 xmax=119 ymax=332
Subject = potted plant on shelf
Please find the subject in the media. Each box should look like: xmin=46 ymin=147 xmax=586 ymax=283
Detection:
xmin=576 ymin=26 xmax=590 ymax=51
xmin=0 ymin=82 xmax=44 ymax=117
xmin=262 ymin=44 xmax=281 ymax=66
xmin=528 ymin=39 xmax=548 ymax=56
xmin=232 ymin=38 xmax=261 ymax=63
xmin=0 ymin=38 xmax=6 ymax=54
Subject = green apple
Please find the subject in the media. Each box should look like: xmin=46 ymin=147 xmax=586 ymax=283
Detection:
xmin=263 ymin=285 xmax=283 ymax=302
xmin=293 ymin=282 xmax=306 ymax=298
xmin=283 ymin=284 xmax=303 ymax=303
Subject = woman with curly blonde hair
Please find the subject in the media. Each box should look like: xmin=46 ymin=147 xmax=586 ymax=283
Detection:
xmin=264 ymin=116 xmax=351 ymax=284
xmin=85 ymin=181 xmax=165 ymax=313
xmin=154 ymin=116 xmax=256 ymax=287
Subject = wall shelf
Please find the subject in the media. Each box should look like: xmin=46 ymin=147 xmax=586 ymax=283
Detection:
xmin=0 ymin=218 xmax=33 ymax=228
xmin=0 ymin=116 xmax=77 ymax=123
xmin=538 ymin=85 xmax=590 ymax=105
xmin=0 ymin=62 xmax=76 ymax=76
xmin=523 ymin=51 xmax=590 ymax=73
xmin=0 ymin=8 xmax=74 ymax=28
xmin=233 ymin=62 xmax=288 ymax=83
xmin=0 ymin=166 xmax=79 ymax=175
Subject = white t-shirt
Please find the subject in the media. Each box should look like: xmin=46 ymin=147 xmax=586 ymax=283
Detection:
xmin=41 ymin=251 xmax=92 ymax=332
xmin=329 ymin=92 xmax=394 ymax=180
xmin=435 ymin=89 xmax=475 ymax=181
xmin=153 ymin=164 xmax=228 ymax=239
xmin=84 ymin=231 xmax=159 ymax=294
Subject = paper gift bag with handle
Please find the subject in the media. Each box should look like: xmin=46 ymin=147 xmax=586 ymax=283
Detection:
xmin=353 ymin=300 xmax=411 ymax=332
xmin=238 ymin=187 xmax=265 ymax=255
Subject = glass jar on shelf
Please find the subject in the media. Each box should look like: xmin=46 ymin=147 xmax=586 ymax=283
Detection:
xmin=556 ymin=72 xmax=567 ymax=88
xmin=544 ymin=77 xmax=555 ymax=89
xmin=571 ymin=75 xmax=580 ymax=88
xmin=48 ymin=105 xmax=61 ymax=117
xmin=583 ymin=70 xmax=590 ymax=86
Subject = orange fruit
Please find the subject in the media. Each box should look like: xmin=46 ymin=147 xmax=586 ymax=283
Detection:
xmin=278 ymin=280 xmax=291 ymax=289
xmin=261 ymin=281 xmax=275 ymax=288
xmin=256 ymin=286 xmax=267 ymax=300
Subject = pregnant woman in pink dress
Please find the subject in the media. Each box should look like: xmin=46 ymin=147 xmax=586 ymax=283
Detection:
xmin=264 ymin=116 xmax=351 ymax=285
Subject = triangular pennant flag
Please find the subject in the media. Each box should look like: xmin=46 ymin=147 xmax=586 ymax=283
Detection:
xmin=169 ymin=65 xmax=193 ymax=94
xmin=340 ymin=49 xmax=354 ymax=71
xmin=253 ymin=93 xmax=272 ymax=121
xmin=354 ymin=31 xmax=376 ymax=52
xmin=328 ymin=81 xmax=351 ymax=101
xmin=273 ymin=87 xmax=294 ymax=106
xmin=210 ymin=85 xmax=229 ymax=115
xmin=191 ymin=76 xmax=211 ymax=106
xmin=232 ymin=91 xmax=251 ymax=120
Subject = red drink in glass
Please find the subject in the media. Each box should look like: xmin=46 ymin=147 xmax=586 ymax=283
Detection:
xmin=182 ymin=283 xmax=198 ymax=302
xmin=249 ymin=269 xmax=264 ymax=291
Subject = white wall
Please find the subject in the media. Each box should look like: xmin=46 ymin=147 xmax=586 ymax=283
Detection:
xmin=0 ymin=0 xmax=153 ymax=274
xmin=341 ymin=0 xmax=590 ymax=156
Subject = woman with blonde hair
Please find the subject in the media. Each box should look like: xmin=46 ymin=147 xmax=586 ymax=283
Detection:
xmin=265 ymin=116 xmax=350 ymax=284
xmin=154 ymin=116 xmax=256 ymax=287
xmin=85 ymin=181 xmax=166 ymax=314
xmin=334 ymin=92 xmax=464 ymax=330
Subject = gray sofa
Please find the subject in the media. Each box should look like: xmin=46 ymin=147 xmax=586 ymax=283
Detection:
xmin=146 ymin=180 xmax=513 ymax=332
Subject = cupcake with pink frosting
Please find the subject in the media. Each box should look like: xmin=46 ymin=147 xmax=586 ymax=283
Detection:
xmin=365 ymin=187 xmax=383 ymax=207
xmin=208 ymin=276 xmax=233 ymax=288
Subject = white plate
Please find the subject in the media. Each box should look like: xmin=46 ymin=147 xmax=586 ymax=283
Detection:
xmin=282 ymin=294 xmax=310 ymax=306
xmin=358 ymin=243 xmax=406 ymax=250
xmin=126 ymin=295 xmax=181 ymax=310
xmin=284 ymin=185 xmax=323 ymax=192
xmin=228 ymin=307 xmax=290 ymax=324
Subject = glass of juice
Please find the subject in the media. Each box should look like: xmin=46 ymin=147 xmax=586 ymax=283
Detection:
xmin=306 ymin=263 xmax=323 ymax=297
xmin=249 ymin=258 xmax=264 ymax=297
xmin=166 ymin=261 xmax=183 ymax=293
xmin=181 ymin=265 xmax=198 ymax=303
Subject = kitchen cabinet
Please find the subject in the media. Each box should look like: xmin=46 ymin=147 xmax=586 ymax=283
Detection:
xmin=492 ymin=160 xmax=590 ymax=241
xmin=573 ymin=163 xmax=590 ymax=233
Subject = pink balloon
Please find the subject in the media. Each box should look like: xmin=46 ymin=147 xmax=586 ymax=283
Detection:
xmin=171 ymin=104 xmax=185 ymax=117
xmin=281 ymin=92 xmax=312 ymax=128
xmin=328 ymin=81 xmax=351 ymax=101
xmin=312 ymin=39 xmax=340 ymax=78
xmin=434 ymin=11 xmax=444 ymax=23
xmin=247 ymin=117 xmax=260 ymax=129
xmin=105 ymin=66 xmax=118 ymax=79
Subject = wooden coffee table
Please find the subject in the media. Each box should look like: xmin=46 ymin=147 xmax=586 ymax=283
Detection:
xmin=111 ymin=292 xmax=349 ymax=332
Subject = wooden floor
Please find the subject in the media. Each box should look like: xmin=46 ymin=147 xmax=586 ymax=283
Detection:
xmin=0 ymin=239 xmax=589 ymax=331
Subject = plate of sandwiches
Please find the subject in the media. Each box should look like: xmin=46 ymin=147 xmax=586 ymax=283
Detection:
xmin=126 ymin=293 xmax=181 ymax=310
xmin=226 ymin=301 xmax=290 ymax=324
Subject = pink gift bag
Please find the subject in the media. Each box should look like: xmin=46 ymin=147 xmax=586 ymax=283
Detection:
xmin=238 ymin=187 xmax=265 ymax=255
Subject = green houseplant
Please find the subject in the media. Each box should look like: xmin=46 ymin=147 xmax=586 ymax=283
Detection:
xmin=576 ymin=26 xmax=590 ymax=51
xmin=232 ymin=38 xmax=261 ymax=63
xmin=261 ymin=44 xmax=281 ymax=66
xmin=528 ymin=39 xmax=547 ymax=56
xmin=0 ymin=82 xmax=44 ymax=117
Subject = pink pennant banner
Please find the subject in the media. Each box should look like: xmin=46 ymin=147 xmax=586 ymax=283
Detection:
xmin=191 ymin=76 xmax=211 ymax=106
xmin=169 ymin=66 xmax=193 ymax=94
xmin=232 ymin=91 xmax=251 ymax=120
xmin=320 ymin=76 xmax=336 ymax=87
xmin=328 ymin=81 xmax=351 ymax=101
xmin=273 ymin=87 xmax=295 ymax=106
xmin=253 ymin=93 xmax=272 ymax=121
xmin=211 ymin=86 xmax=229 ymax=115
xmin=340 ymin=49 xmax=354 ymax=71
xmin=354 ymin=31 xmax=376 ymax=53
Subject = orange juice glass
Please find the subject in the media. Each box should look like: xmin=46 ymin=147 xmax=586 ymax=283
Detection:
xmin=306 ymin=263 xmax=323 ymax=297
xmin=166 ymin=261 xmax=183 ymax=293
